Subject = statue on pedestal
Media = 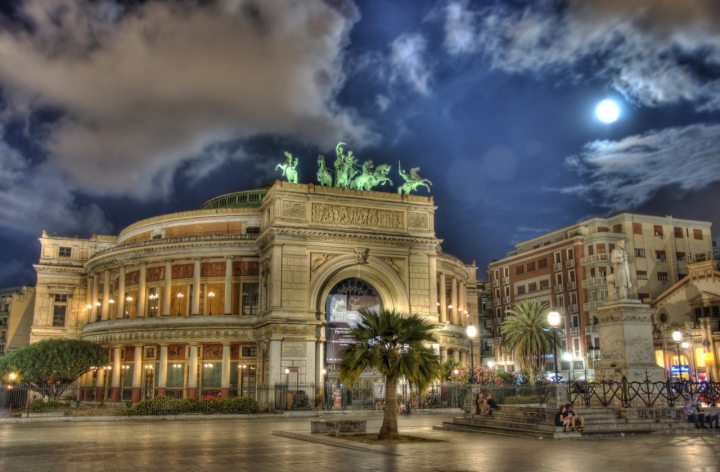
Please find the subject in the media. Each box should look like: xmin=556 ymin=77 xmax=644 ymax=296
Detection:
xmin=398 ymin=162 xmax=432 ymax=195
xmin=608 ymin=239 xmax=632 ymax=300
xmin=276 ymin=152 xmax=299 ymax=184
xmin=317 ymin=155 xmax=333 ymax=187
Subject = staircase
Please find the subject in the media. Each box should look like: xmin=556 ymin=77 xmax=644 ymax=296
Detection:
xmin=434 ymin=405 xmax=711 ymax=439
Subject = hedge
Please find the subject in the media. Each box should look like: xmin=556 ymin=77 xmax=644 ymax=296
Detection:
xmin=130 ymin=395 xmax=259 ymax=415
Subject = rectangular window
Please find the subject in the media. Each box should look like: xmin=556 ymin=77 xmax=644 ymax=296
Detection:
xmin=505 ymin=287 xmax=510 ymax=297
xmin=556 ymin=273 xmax=563 ymax=285
xmin=573 ymin=361 xmax=584 ymax=370
xmin=242 ymin=283 xmax=259 ymax=315
xmin=568 ymin=270 xmax=576 ymax=282
xmin=674 ymin=227 xmax=683 ymax=238
xmin=538 ymin=258 xmax=547 ymax=269
xmin=52 ymin=305 xmax=66 ymax=327
xmin=713 ymin=306 xmax=719 ymax=318
xmin=633 ymin=223 xmax=643 ymax=235
xmin=656 ymin=250 xmax=667 ymax=262
xmin=54 ymin=294 xmax=68 ymax=303
xmin=560 ymin=361 xmax=571 ymax=371
xmin=612 ymin=224 xmax=622 ymax=233
xmin=638 ymin=293 xmax=649 ymax=301
xmin=676 ymin=252 xmax=686 ymax=261
xmin=653 ymin=225 xmax=664 ymax=237
xmin=517 ymin=286 xmax=526 ymax=295
xmin=557 ymin=296 xmax=564 ymax=307
xmin=635 ymin=248 xmax=646 ymax=258
xmin=241 ymin=347 xmax=257 ymax=357
xmin=694 ymin=229 xmax=704 ymax=240
xmin=515 ymin=265 xmax=524 ymax=275
xmin=636 ymin=271 xmax=647 ymax=280
xmin=246 ymin=227 xmax=261 ymax=234
xmin=597 ymin=226 xmax=609 ymax=233
xmin=539 ymin=280 xmax=549 ymax=290
xmin=527 ymin=262 xmax=536 ymax=272
xmin=554 ymin=252 xmax=561 ymax=263
xmin=528 ymin=283 xmax=537 ymax=292
xmin=58 ymin=247 xmax=72 ymax=258
xmin=586 ymin=246 xmax=594 ymax=256
xmin=657 ymin=272 xmax=668 ymax=281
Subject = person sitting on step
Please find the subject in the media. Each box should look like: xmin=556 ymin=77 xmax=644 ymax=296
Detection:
xmin=554 ymin=405 xmax=573 ymax=432
xmin=486 ymin=393 xmax=498 ymax=416
xmin=564 ymin=403 xmax=585 ymax=432
xmin=680 ymin=400 xmax=703 ymax=428
xmin=476 ymin=393 xmax=485 ymax=415
xmin=696 ymin=404 xmax=717 ymax=428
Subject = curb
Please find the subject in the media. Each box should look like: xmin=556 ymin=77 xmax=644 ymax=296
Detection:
xmin=272 ymin=431 xmax=402 ymax=456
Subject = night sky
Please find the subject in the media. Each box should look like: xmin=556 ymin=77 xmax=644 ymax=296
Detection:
xmin=1 ymin=0 xmax=720 ymax=286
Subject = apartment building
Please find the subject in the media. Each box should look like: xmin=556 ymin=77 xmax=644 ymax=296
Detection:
xmin=0 ymin=286 xmax=36 ymax=356
xmin=488 ymin=213 xmax=714 ymax=379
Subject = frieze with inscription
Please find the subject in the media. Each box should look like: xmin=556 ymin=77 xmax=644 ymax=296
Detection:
xmin=311 ymin=203 xmax=404 ymax=229
xmin=202 ymin=343 xmax=223 ymax=360
xmin=168 ymin=344 xmax=186 ymax=360
xmin=146 ymin=266 xmax=165 ymax=282
xmin=233 ymin=261 xmax=260 ymax=276
xmin=125 ymin=270 xmax=140 ymax=286
xmin=172 ymin=264 xmax=194 ymax=279
xmin=201 ymin=262 xmax=226 ymax=277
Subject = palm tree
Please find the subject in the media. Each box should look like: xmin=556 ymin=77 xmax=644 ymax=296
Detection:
xmin=500 ymin=300 xmax=557 ymax=381
xmin=338 ymin=308 xmax=441 ymax=440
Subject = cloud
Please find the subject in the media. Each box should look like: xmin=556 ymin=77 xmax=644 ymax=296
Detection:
xmin=0 ymin=0 xmax=374 ymax=200
xmin=389 ymin=33 xmax=431 ymax=95
xmin=563 ymin=123 xmax=720 ymax=208
xmin=441 ymin=0 xmax=720 ymax=110
xmin=0 ymin=128 xmax=111 ymax=236
xmin=0 ymin=258 xmax=36 ymax=287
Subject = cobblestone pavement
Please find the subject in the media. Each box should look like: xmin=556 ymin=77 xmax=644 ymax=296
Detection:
xmin=2 ymin=414 xmax=720 ymax=472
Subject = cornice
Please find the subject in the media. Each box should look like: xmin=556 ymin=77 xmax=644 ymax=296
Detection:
xmin=34 ymin=264 xmax=85 ymax=275
xmin=256 ymin=226 xmax=440 ymax=250
xmin=119 ymin=207 xmax=261 ymax=237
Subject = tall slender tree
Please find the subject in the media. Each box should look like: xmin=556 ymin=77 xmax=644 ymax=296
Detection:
xmin=338 ymin=308 xmax=441 ymax=440
xmin=500 ymin=300 xmax=557 ymax=381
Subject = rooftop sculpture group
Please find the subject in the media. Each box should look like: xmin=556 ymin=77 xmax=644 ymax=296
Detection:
xmin=276 ymin=142 xmax=431 ymax=194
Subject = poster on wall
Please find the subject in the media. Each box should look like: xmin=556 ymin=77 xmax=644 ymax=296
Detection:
xmin=325 ymin=291 xmax=381 ymax=364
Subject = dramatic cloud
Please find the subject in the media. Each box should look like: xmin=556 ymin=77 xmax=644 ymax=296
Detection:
xmin=389 ymin=34 xmax=431 ymax=95
xmin=441 ymin=0 xmax=720 ymax=110
xmin=563 ymin=123 xmax=720 ymax=208
xmin=0 ymin=0 xmax=373 ymax=200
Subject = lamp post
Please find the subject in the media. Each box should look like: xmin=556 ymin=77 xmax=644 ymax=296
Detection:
xmin=238 ymin=364 xmax=246 ymax=396
xmin=672 ymin=330 xmax=683 ymax=379
xmin=466 ymin=324 xmax=477 ymax=384
xmin=487 ymin=361 xmax=495 ymax=369
xmin=682 ymin=341 xmax=696 ymax=381
xmin=176 ymin=293 xmax=184 ymax=316
xmin=548 ymin=311 xmax=561 ymax=381
xmin=208 ymin=292 xmax=215 ymax=316
xmin=321 ymin=368 xmax=327 ymax=410
xmin=563 ymin=352 xmax=574 ymax=382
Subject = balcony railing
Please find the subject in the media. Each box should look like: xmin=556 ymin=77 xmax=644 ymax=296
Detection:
xmin=565 ymin=259 xmax=575 ymax=268
xmin=570 ymin=327 xmax=580 ymax=335
xmin=553 ymin=263 xmax=562 ymax=272
xmin=585 ymin=325 xmax=599 ymax=334
xmin=555 ymin=306 xmax=565 ymax=315
xmin=582 ymin=277 xmax=607 ymax=288
xmin=493 ymin=279 xmax=500 ymax=287
xmin=554 ymin=285 xmax=563 ymax=293
xmin=502 ymin=277 xmax=510 ymax=285
xmin=583 ymin=301 xmax=605 ymax=311
xmin=567 ymin=304 xmax=578 ymax=313
xmin=493 ymin=299 xmax=500 ymax=306
xmin=566 ymin=282 xmax=576 ymax=290
xmin=502 ymin=296 xmax=511 ymax=304
xmin=580 ymin=254 xmax=609 ymax=265
xmin=494 ymin=336 xmax=503 ymax=344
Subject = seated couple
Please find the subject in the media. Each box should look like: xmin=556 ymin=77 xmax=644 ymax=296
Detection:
xmin=680 ymin=401 xmax=720 ymax=429
xmin=554 ymin=404 xmax=585 ymax=432
xmin=476 ymin=393 xmax=498 ymax=416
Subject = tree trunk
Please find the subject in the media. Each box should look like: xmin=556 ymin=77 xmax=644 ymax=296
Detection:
xmin=378 ymin=376 xmax=400 ymax=440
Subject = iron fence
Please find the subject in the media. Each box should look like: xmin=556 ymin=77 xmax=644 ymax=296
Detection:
xmin=568 ymin=378 xmax=720 ymax=408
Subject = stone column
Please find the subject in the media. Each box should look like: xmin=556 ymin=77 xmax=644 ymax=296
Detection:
xmin=101 ymin=270 xmax=110 ymax=321
xmin=163 ymin=260 xmax=172 ymax=317
xmin=131 ymin=345 xmax=143 ymax=403
xmin=315 ymin=339 xmax=325 ymax=386
xmin=90 ymin=273 xmax=99 ymax=323
xmin=157 ymin=345 xmax=168 ymax=396
xmin=460 ymin=351 xmax=466 ymax=364
xmin=439 ymin=273 xmax=447 ymax=324
xmin=453 ymin=350 xmax=460 ymax=362
xmin=85 ymin=276 xmax=94 ymax=324
xmin=225 ymin=257 xmax=233 ymax=315
xmin=700 ymin=318 xmax=719 ymax=381
xmin=268 ymin=340 xmax=281 ymax=407
xmin=428 ymin=254 xmax=438 ymax=320
xmin=306 ymin=341 xmax=316 ymax=388
xmin=95 ymin=364 xmax=106 ymax=401
xmin=188 ymin=344 xmax=199 ymax=398
xmin=451 ymin=277 xmax=458 ymax=325
xmin=117 ymin=266 xmax=126 ymax=319
xmin=221 ymin=344 xmax=231 ymax=398
xmin=459 ymin=281 xmax=466 ymax=327
xmin=440 ymin=347 xmax=448 ymax=363
xmin=137 ymin=264 xmax=147 ymax=318
xmin=110 ymin=346 xmax=122 ymax=402
xmin=192 ymin=259 xmax=201 ymax=315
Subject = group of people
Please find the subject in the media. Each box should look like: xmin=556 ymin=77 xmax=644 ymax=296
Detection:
xmin=554 ymin=404 xmax=585 ymax=432
xmin=680 ymin=401 xmax=720 ymax=428
xmin=475 ymin=393 xmax=498 ymax=416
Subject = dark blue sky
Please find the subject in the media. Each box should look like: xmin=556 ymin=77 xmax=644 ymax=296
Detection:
xmin=1 ymin=0 xmax=720 ymax=286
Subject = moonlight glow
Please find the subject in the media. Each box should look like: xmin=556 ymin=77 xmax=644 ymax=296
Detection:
xmin=596 ymin=99 xmax=620 ymax=123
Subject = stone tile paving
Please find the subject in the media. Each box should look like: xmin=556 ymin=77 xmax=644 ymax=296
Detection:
xmin=1 ymin=414 xmax=719 ymax=472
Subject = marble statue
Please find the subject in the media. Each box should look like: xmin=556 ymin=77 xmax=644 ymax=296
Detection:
xmin=333 ymin=142 xmax=359 ymax=188
xmin=397 ymin=161 xmax=432 ymax=194
xmin=317 ymin=155 xmax=333 ymax=187
xmin=351 ymin=160 xmax=393 ymax=191
xmin=276 ymin=152 xmax=299 ymax=184
xmin=608 ymin=239 xmax=632 ymax=300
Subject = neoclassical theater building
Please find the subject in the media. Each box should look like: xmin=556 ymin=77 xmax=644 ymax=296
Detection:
xmin=30 ymin=181 xmax=477 ymax=402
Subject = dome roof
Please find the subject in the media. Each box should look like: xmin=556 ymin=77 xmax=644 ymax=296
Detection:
xmin=200 ymin=184 xmax=273 ymax=210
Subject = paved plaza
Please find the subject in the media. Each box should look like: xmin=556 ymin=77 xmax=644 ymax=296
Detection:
xmin=1 ymin=414 xmax=720 ymax=472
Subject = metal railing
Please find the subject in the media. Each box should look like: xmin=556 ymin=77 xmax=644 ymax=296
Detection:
xmin=568 ymin=378 xmax=720 ymax=408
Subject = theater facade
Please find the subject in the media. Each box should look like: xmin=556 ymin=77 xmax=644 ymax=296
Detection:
xmin=30 ymin=181 xmax=477 ymax=403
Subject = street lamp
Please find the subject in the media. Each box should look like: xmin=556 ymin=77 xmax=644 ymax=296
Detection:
xmin=548 ymin=311 xmax=561 ymax=381
xmin=238 ymin=364 xmax=247 ymax=396
xmin=682 ymin=341 xmax=697 ymax=381
xmin=563 ymin=352 xmax=574 ymax=382
xmin=466 ymin=324 xmax=477 ymax=384
xmin=208 ymin=292 xmax=215 ymax=316
xmin=176 ymin=292 xmax=184 ymax=316
xmin=487 ymin=361 xmax=495 ymax=369
xmin=672 ymin=330 xmax=683 ymax=379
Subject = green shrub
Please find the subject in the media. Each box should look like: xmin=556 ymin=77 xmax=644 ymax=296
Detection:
xmin=130 ymin=395 xmax=259 ymax=416
xmin=29 ymin=398 xmax=61 ymax=412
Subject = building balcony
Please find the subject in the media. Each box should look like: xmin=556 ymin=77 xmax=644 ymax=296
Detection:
xmin=554 ymin=306 xmax=565 ymax=315
xmin=565 ymin=259 xmax=575 ymax=269
xmin=493 ymin=279 xmax=500 ymax=287
xmin=580 ymin=254 xmax=609 ymax=265
xmin=567 ymin=304 xmax=578 ymax=313
xmin=583 ymin=301 xmax=605 ymax=312
xmin=493 ymin=298 xmax=501 ymax=306
xmin=554 ymin=285 xmax=563 ymax=293
xmin=494 ymin=336 xmax=503 ymax=344
xmin=502 ymin=277 xmax=510 ymax=285
xmin=566 ymin=282 xmax=576 ymax=291
xmin=502 ymin=296 xmax=511 ymax=304
xmin=553 ymin=263 xmax=562 ymax=272
xmin=570 ymin=327 xmax=580 ymax=335
xmin=582 ymin=277 xmax=607 ymax=289
xmin=585 ymin=325 xmax=599 ymax=334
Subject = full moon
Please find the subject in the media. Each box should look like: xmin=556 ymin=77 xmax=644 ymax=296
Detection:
xmin=595 ymin=99 xmax=620 ymax=123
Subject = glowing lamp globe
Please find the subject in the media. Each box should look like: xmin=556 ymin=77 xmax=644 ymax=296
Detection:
xmin=672 ymin=331 xmax=682 ymax=343
xmin=466 ymin=324 xmax=477 ymax=338
xmin=563 ymin=352 xmax=572 ymax=362
xmin=548 ymin=311 xmax=561 ymax=327
xmin=596 ymin=99 xmax=620 ymax=123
